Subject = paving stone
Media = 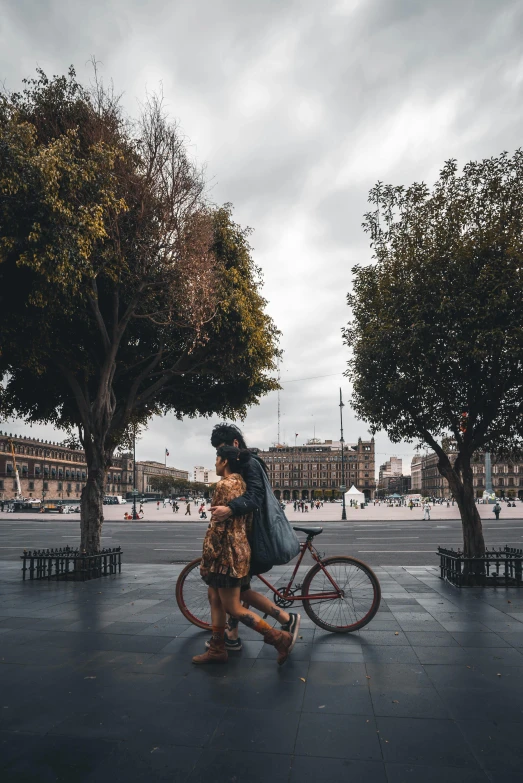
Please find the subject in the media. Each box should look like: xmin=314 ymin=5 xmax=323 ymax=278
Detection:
xmin=457 ymin=719 xmax=523 ymax=774
xmin=385 ymin=763 xmax=489 ymax=782
xmin=188 ymin=750 xmax=292 ymax=783
xmin=302 ymin=683 xmax=373 ymax=715
xmin=290 ymin=756 xmax=387 ymax=783
xmin=209 ymin=706 xmax=300 ymax=754
xmin=370 ymin=685 xmax=451 ymax=718
xmin=376 ymin=716 xmax=479 ymax=767
xmin=295 ymin=712 xmax=382 ymax=760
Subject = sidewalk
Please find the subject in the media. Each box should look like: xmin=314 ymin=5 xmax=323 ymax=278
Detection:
xmin=1 ymin=561 xmax=522 ymax=782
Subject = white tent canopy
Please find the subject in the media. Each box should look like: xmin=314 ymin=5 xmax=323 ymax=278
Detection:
xmin=344 ymin=485 xmax=365 ymax=505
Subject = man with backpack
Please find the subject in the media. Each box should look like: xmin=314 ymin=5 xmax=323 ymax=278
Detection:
xmin=493 ymin=500 xmax=501 ymax=520
xmin=208 ymin=423 xmax=300 ymax=652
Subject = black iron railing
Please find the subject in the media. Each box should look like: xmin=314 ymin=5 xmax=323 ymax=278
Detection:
xmin=438 ymin=546 xmax=523 ymax=587
xmin=21 ymin=546 xmax=122 ymax=581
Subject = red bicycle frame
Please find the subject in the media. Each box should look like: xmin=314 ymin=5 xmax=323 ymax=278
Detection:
xmin=254 ymin=540 xmax=342 ymax=602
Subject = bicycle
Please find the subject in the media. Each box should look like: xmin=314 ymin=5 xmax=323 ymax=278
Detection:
xmin=175 ymin=524 xmax=381 ymax=633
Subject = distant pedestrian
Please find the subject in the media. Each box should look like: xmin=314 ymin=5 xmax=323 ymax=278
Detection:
xmin=493 ymin=501 xmax=501 ymax=520
xmin=409 ymin=500 xmax=413 ymax=511
xmin=423 ymin=502 xmax=431 ymax=521
xmin=157 ymin=501 xmax=160 ymax=511
xmin=139 ymin=503 xmax=144 ymax=514
xmin=185 ymin=502 xmax=191 ymax=516
xmin=163 ymin=499 xmax=166 ymax=508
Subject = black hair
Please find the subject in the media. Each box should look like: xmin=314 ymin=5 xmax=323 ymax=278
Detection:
xmin=216 ymin=445 xmax=251 ymax=474
xmin=211 ymin=423 xmax=247 ymax=450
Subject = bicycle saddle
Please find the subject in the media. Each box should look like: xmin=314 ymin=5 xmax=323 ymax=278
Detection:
xmin=292 ymin=526 xmax=323 ymax=537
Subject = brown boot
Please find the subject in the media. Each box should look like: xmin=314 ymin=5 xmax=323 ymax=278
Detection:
xmin=262 ymin=627 xmax=293 ymax=666
xmin=192 ymin=636 xmax=228 ymax=665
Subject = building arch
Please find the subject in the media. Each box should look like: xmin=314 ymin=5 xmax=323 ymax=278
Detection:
xmin=283 ymin=489 xmax=290 ymax=500
xmin=274 ymin=489 xmax=281 ymax=500
xmin=301 ymin=489 xmax=309 ymax=500
xmin=292 ymin=490 xmax=299 ymax=500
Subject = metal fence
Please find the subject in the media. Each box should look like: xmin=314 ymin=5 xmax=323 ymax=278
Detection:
xmin=438 ymin=545 xmax=523 ymax=587
xmin=21 ymin=546 xmax=122 ymax=581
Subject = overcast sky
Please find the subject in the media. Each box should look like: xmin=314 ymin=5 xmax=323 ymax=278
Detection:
xmin=2 ymin=0 xmax=523 ymax=477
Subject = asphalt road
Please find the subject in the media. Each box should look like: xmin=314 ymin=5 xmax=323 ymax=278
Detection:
xmin=2 ymin=516 xmax=523 ymax=568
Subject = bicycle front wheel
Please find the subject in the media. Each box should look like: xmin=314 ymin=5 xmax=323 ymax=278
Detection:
xmin=302 ymin=556 xmax=381 ymax=632
xmin=175 ymin=558 xmax=211 ymax=630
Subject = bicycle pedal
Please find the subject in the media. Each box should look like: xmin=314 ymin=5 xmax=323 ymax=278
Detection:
xmin=262 ymin=613 xmax=268 ymax=619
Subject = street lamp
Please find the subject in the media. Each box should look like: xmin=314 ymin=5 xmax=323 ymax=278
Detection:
xmin=132 ymin=427 xmax=139 ymax=520
xmin=339 ymin=388 xmax=347 ymax=521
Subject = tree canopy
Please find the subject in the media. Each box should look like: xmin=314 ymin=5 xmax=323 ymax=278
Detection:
xmin=0 ymin=67 xmax=279 ymax=550
xmin=344 ymin=151 xmax=523 ymax=562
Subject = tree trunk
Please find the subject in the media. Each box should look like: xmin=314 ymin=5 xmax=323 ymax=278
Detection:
xmin=440 ymin=458 xmax=486 ymax=582
xmin=80 ymin=448 xmax=106 ymax=553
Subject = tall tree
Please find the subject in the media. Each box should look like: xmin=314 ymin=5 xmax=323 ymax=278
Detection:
xmin=344 ymin=152 xmax=523 ymax=568
xmin=0 ymin=68 xmax=279 ymax=551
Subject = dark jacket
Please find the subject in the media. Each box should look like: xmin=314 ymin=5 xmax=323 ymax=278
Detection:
xmin=227 ymin=455 xmax=267 ymax=516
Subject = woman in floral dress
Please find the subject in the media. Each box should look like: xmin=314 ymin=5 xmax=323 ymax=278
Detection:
xmin=193 ymin=445 xmax=296 ymax=666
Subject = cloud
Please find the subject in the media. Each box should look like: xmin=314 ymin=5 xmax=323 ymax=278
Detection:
xmin=2 ymin=0 xmax=523 ymax=477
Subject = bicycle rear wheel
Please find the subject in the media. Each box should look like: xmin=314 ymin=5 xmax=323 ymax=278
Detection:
xmin=175 ymin=558 xmax=211 ymax=630
xmin=302 ymin=556 xmax=381 ymax=632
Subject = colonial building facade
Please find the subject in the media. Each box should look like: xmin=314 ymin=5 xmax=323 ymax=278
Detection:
xmin=257 ymin=437 xmax=376 ymax=501
xmin=415 ymin=447 xmax=523 ymax=499
xmin=410 ymin=454 xmax=422 ymax=492
xmin=135 ymin=461 xmax=189 ymax=494
xmin=0 ymin=431 xmax=133 ymax=501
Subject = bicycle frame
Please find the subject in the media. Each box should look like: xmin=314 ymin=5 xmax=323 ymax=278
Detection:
xmin=254 ymin=539 xmax=342 ymax=602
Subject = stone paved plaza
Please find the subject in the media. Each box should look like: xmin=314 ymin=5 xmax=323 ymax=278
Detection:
xmin=3 ymin=498 xmax=521 ymax=524
xmin=1 ymin=560 xmax=523 ymax=781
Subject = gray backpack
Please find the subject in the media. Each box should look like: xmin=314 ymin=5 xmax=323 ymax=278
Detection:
xmin=250 ymin=468 xmax=301 ymax=575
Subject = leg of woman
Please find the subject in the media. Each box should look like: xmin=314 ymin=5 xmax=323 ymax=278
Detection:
xmin=209 ymin=586 xmax=227 ymax=628
xmin=192 ymin=587 xmax=228 ymax=665
xmin=218 ymin=588 xmax=294 ymax=666
xmin=240 ymin=589 xmax=291 ymax=626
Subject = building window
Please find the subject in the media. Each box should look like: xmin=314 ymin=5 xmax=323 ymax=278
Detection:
xmin=67 ymin=483 xmax=72 ymax=492
xmin=58 ymin=482 xmax=63 ymax=491
xmin=29 ymin=481 xmax=34 ymax=490
xmin=43 ymin=482 xmax=48 ymax=491
xmin=0 ymin=480 xmax=3 ymax=490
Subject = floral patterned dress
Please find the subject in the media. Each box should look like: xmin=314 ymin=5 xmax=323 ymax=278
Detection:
xmin=200 ymin=473 xmax=252 ymax=589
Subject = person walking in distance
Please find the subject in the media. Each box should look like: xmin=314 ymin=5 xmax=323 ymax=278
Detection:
xmin=193 ymin=446 xmax=298 ymax=666
xmin=493 ymin=500 xmax=501 ymax=520
xmin=156 ymin=500 xmax=160 ymax=511
xmin=423 ymin=501 xmax=431 ymax=521
xmin=185 ymin=502 xmax=191 ymax=516
xmin=207 ymin=423 xmax=300 ymax=652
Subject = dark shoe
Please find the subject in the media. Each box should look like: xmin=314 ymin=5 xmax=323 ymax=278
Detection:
xmin=263 ymin=627 xmax=293 ymax=665
xmin=281 ymin=612 xmax=301 ymax=653
xmin=205 ymin=631 xmax=242 ymax=651
xmin=193 ymin=638 xmax=228 ymax=665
